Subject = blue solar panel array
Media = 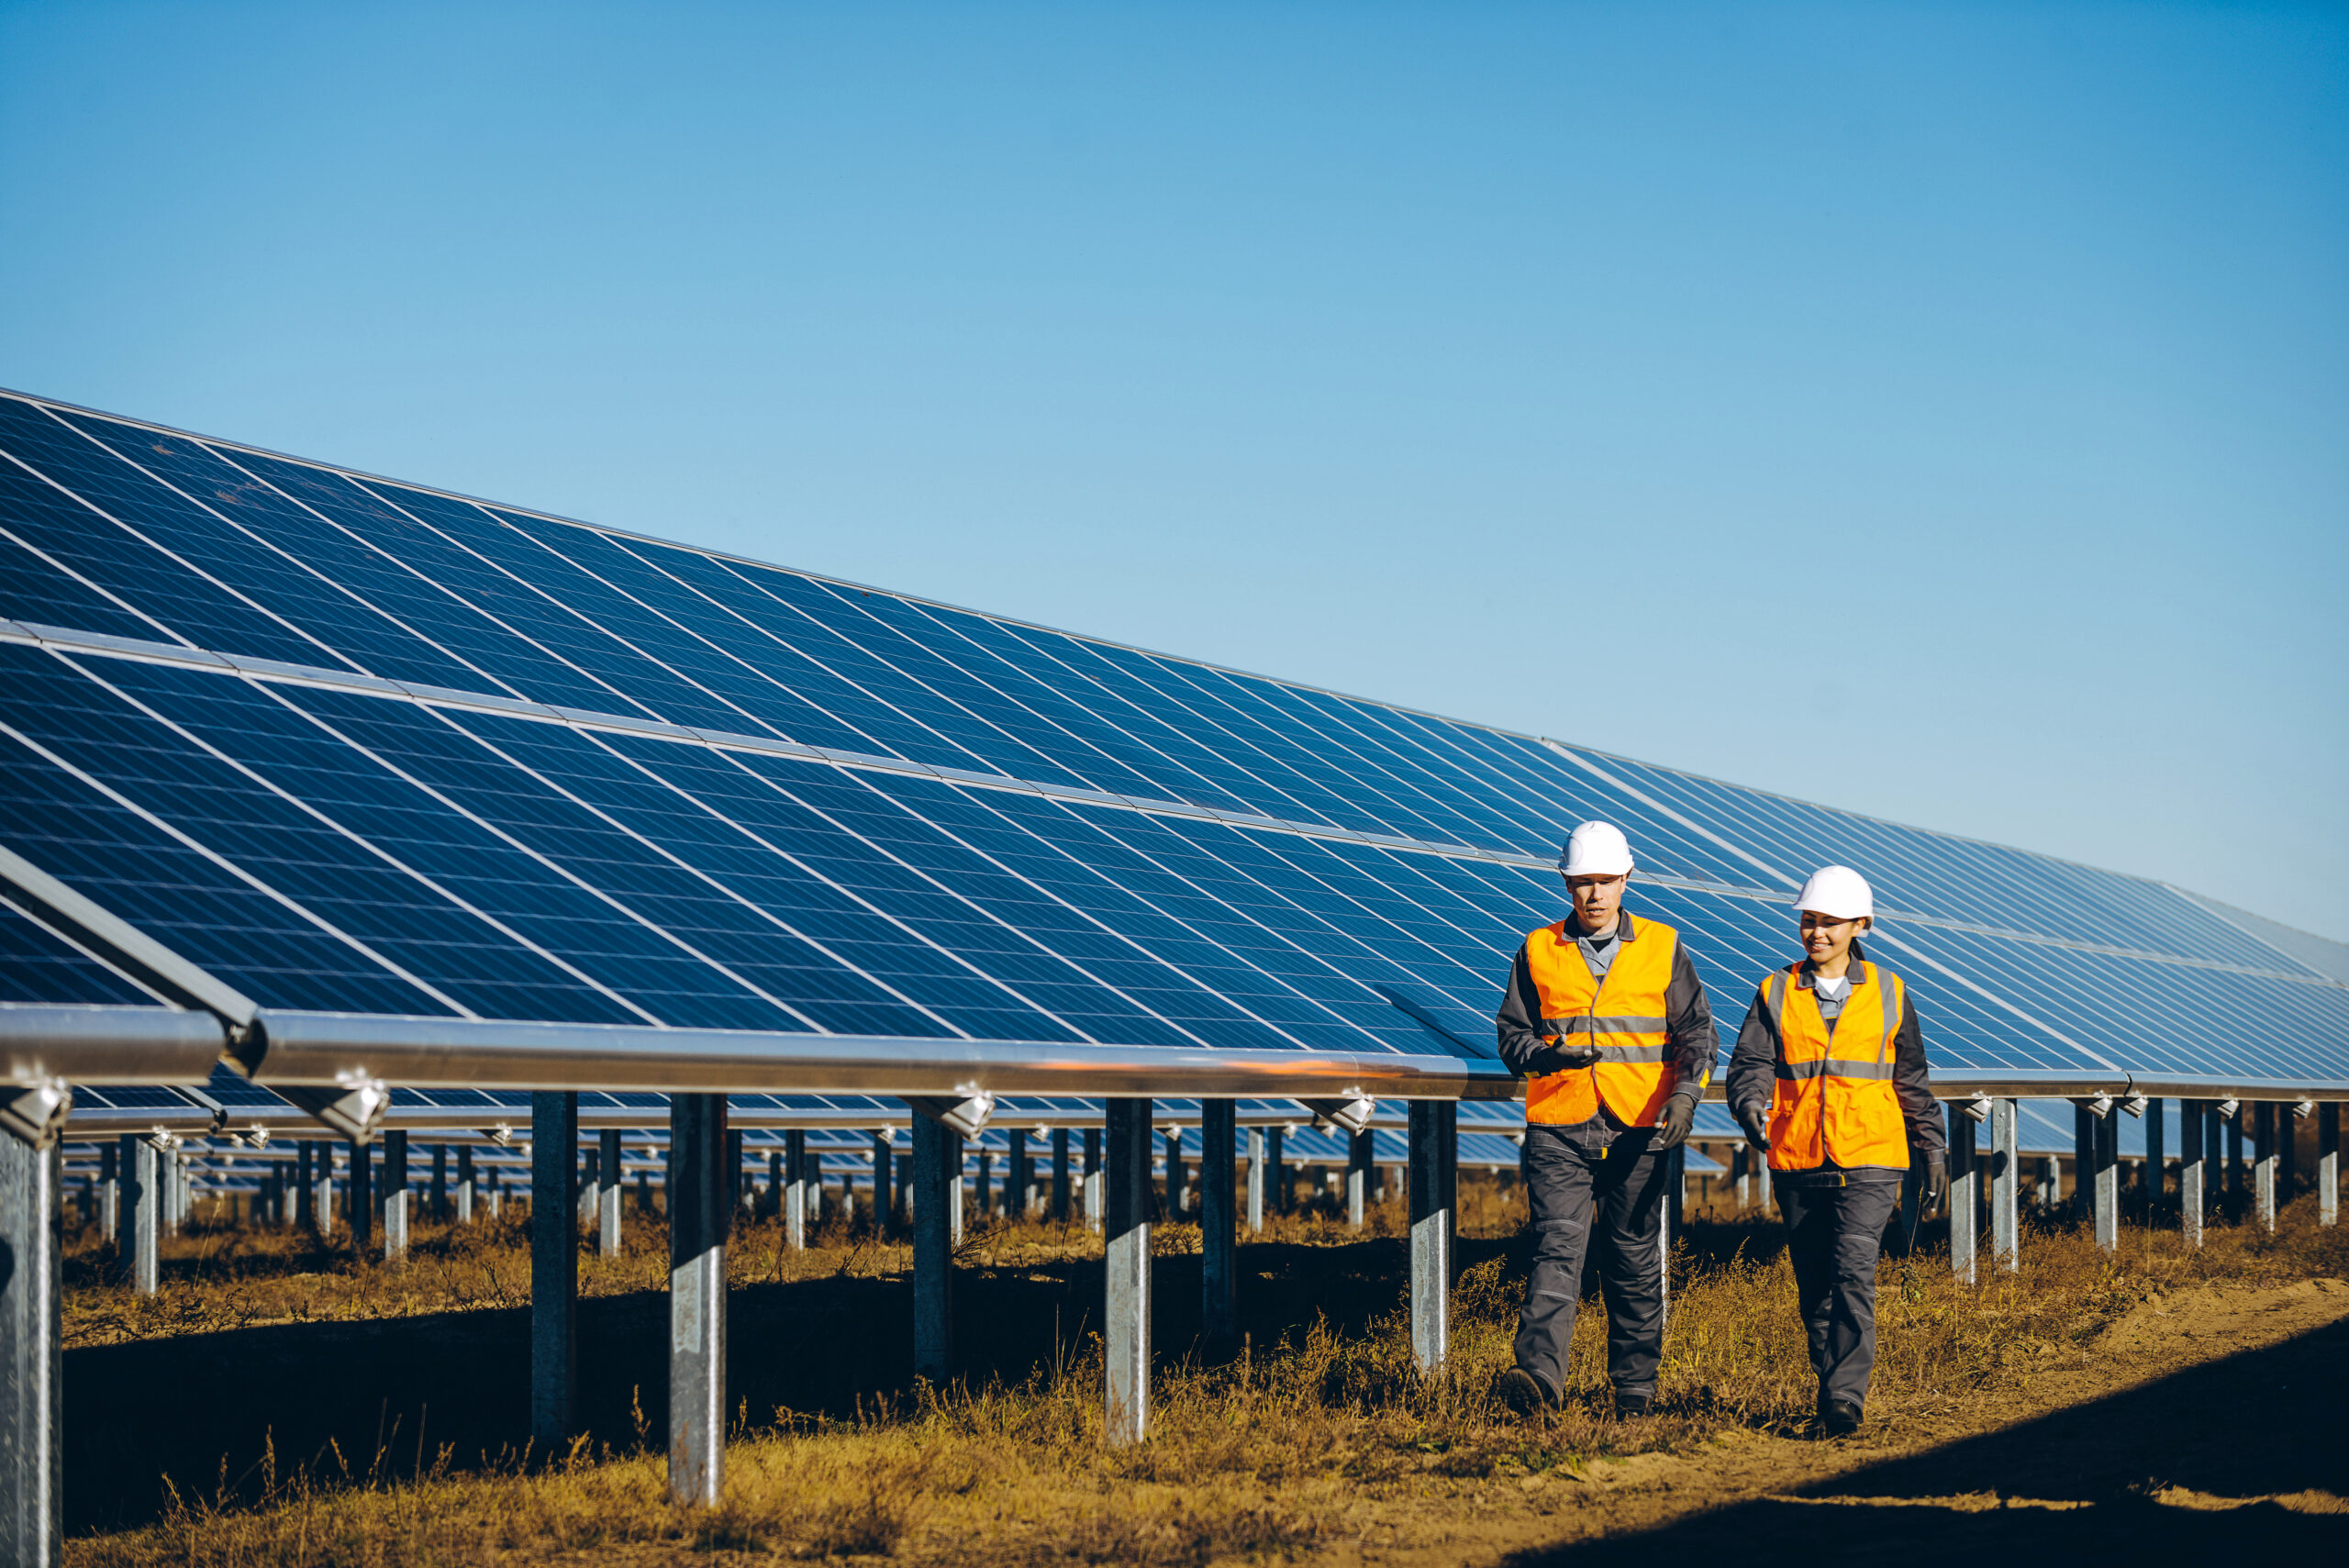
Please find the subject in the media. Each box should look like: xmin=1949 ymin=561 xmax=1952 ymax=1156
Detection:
xmin=4 ymin=388 xmax=2344 ymax=1098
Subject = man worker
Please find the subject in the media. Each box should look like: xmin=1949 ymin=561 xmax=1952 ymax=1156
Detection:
xmin=1493 ymin=820 xmax=1720 ymax=1418
xmin=1724 ymin=865 xmax=1946 ymax=1436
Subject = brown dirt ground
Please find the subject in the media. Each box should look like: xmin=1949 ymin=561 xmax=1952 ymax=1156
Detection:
xmin=1316 ymin=1276 xmax=2349 ymax=1564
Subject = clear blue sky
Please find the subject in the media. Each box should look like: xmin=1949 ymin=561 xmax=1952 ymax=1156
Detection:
xmin=4 ymin=2 xmax=2343 ymax=939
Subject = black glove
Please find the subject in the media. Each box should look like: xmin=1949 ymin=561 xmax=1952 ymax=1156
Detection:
xmin=1653 ymin=1094 xmax=1696 ymax=1150
xmin=1736 ymin=1107 xmax=1769 ymax=1151
xmin=1921 ymin=1157 xmax=1949 ymax=1217
xmin=1533 ymin=1040 xmax=1599 ymax=1073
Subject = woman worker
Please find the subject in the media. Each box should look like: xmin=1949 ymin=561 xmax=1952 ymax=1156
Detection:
xmin=1724 ymin=865 xmax=1947 ymax=1437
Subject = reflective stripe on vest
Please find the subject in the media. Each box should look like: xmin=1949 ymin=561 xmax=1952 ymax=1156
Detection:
xmin=1762 ymin=960 xmax=1910 ymax=1172
xmin=1522 ymin=914 xmax=1680 ymax=1128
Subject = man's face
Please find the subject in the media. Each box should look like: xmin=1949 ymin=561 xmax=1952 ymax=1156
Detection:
xmin=1565 ymin=873 xmax=1627 ymax=933
xmin=1798 ymin=909 xmax=1865 ymax=967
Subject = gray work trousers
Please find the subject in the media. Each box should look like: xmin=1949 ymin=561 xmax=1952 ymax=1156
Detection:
xmin=1777 ymin=1178 xmax=1901 ymax=1411
xmin=1512 ymin=1119 xmax=1669 ymax=1401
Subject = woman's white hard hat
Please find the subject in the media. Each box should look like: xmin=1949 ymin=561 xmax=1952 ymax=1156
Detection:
xmin=1795 ymin=864 xmax=1875 ymax=921
xmin=1558 ymin=821 xmax=1635 ymax=878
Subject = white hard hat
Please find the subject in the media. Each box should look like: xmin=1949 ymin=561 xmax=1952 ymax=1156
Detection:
xmin=1559 ymin=821 xmax=1635 ymax=878
xmin=1795 ymin=865 xmax=1874 ymax=921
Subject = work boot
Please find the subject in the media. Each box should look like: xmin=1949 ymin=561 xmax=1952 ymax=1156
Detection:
xmin=1820 ymin=1399 xmax=1864 ymax=1438
xmin=1613 ymin=1387 xmax=1653 ymax=1419
xmin=1494 ymin=1368 xmax=1547 ymax=1418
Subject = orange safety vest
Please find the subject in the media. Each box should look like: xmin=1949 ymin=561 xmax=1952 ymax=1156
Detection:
xmin=1760 ymin=960 xmax=1911 ymax=1172
xmin=1521 ymin=913 xmax=1681 ymax=1128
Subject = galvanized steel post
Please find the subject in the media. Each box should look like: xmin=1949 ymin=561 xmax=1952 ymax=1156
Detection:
xmin=2254 ymin=1101 xmax=2277 ymax=1231
xmin=98 ymin=1142 xmax=117 ymax=1243
xmin=383 ymin=1130 xmax=408 ymax=1262
xmin=1200 ymin=1099 xmax=1236 ymax=1351
xmin=2320 ymin=1103 xmax=2339 ymax=1228
xmin=1948 ymin=1106 xmax=1976 ymax=1284
xmin=294 ymin=1140 xmax=314 ymax=1230
xmin=530 ymin=1091 xmax=579 ymax=1454
xmin=1408 ymin=1101 xmax=1455 ymax=1373
xmin=0 ymin=1134 xmax=61 ymax=1567
xmin=1245 ymin=1128 xmax=1264 ymax=1231
xmin=1103 ymin=1100 xmax=1152 ymax=1444
xmin=1345 ymin=1128 xmax=1373 ymax=1229
xmin=912 ymin=1114 xmax=957 ymax=1382
xmin=2092 ymin=1106 xmax=2119 ymax=1252
xmin=599 ymin=1129 xmax=623 ymax=1258
xmin=870 ymin=1131 xmax=892 ymax=1236
xmin=120 ymin=1135 xmax=157 ymax=1296
xmin=1051 ymin=1128 xmax=1071 ymax=1221
xmin=2224 ymin=1108 xmax=2243 ymax=1209
xmin=348 ymin=1138 xmax=373 ymax=1253
xmin=2179 ymin=1098 xmax=2206 ymax=1248
xmin=784 ymin=1129 xmax=807 ymax=1250
xmin=1988 ymin=1097 xmax=2020 ymax=1271
xmin=1083 ymin=1128 xmax=1103 ymax=1233
xmin=1264 ymin=1126 xmax=1287 ymax=1214
xmin=1163 ymin=1129 xmax=1186 ymax=1218
xmin=2143 ymin=1099 xmax=2165 ymax=1216
xmin=668 ymin=1093 xmax=729 ymax=1506
xmin=455 ymin=1143 xmax=475 ymax=1225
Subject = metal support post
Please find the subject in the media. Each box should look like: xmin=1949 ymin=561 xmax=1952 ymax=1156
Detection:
xmin=429 ymin=1143 xmax=448 ymax=1223
xmin=1345 ymin=1129 xmax=1372 ymax=1228
xmin=1103 ymin=1099 xmax=1152 ymax=1444
xmin=636 ymin=1165 xmax=651 ymax=1217
xmin=2144 ymin=1100 xmax=2164 ymax=1215
xmin=668 ymin=1094 xmax=729 ymax=1506
xmin=1200 ymin=1100 xmax=1236 ymax=1351
xmin=1245 ymin=1128 xmax=1265 ymax=1231
xmin=726 ymin=1129 xmax=745 ymax=1219
xmin=598 ymin=1129 xmax=623 ymax=1257
xmin=2071 ymin=1103 xmax=2093 ymax=1224
xmin=2178 ymin=1098 xmax=2205 ymax=1246
xmin=348 ymin=1139 xmax=373 ymax=1252
xmin=1164 ymin=1129 xmax=1186 ymax=1218
xmin=0 ymin=1134 xmax=61 ymax=1566
xmin=2093 ymin=1106 xmax=2119 ymax=1251
xmin=1948 ymin=1106 xmax=1976 ymax=1284
xmin=455 ymin=1144 xmax=475 ymax=1224
xmin=1265 ymin=1126 xmax=1287 ymax=1214
xmin=1988 ymin=1098 xmax=2019 ymax=1271
xmin=1083 ymin=1128 xmax=1103 ymax=1233
xmin=294 ymin=1140 xmax=314 ymax=1230
xmin=896 ymin=1154 xmax=911 ymax=1229
xmin=1408 ymin=1101 xmax=1455 ymax=1372
xmin=912 ymin=1115 xmax=956 ymax=1381
xmin=870 ymin=1131 xmax=892 ymax=1236
xmin=98 ymin=1142 xmax=117 ymax=1244
xmin=120 ymin=1135 xmax=157 ymax=1296
xmin=383 ymin=1130 xmax=409 ymax=1262
xmin=1052 ymin=1128 xmax=1071 ymax=1221
xmin=530 ymin=1092 xmax=579 ymax=1453
xmin=949 ymin=1141 xmax=964 ymax=1247
xmin=2280 ymin=1103 xmax=2299 ymax=1205
xmin=2320 ymin=1104 xmax=2339 ymax=1228
xmin=1005 ymin=1129 xmax=1029 ymax=1221
xmin=974 ymin=1151 xmax=993 ymax=1218
xmin=784 ymin=1129 xmax=806 ymax=1249
xmin=315 ymin=1147 xmax=336 ymax=1236
xmin=2254 ymin=1102 xmax=2277 ymax=1231
xmin=2224 ymin=1109 xmax=2243 ymax=1209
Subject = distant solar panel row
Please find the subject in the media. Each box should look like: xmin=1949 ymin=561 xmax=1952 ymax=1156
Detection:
xmin=3 ymin=389 xmax=2344 ymax=1100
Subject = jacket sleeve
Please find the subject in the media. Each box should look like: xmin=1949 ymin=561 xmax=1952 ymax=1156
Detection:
xmin=1723 ymin=988 xmax=1777 ymax=1127
xmin=1893 ymin=992 xmax=1946 ymax=1159
xmin=1664 ymin=944 xmax=1720 ymax=1104
xmin=1496 ymin=941 xmax=1585 ymax=1076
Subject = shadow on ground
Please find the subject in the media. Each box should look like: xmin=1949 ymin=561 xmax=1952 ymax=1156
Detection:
xmin=1507 ymin=1313 xmax=2349 ymax=1562
xmin=62 ymin=1234 xmax=1513 ymax=1534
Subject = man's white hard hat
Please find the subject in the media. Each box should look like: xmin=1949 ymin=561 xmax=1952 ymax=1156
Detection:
xmin=1795 ymin=865 xmax=1875 ymax=921
xmin=1558 ymin=821 xmax=1635 ymax=879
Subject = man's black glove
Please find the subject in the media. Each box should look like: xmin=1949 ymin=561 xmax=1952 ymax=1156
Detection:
xmin=1921 ymin=1156 xmax=1949 ymax=1217
xmin=1736 ymin=1107 xmax=1769 ymax=1151
xmin=1653 ymin=1094 xmax=1696 ymax=1150
xmin=1533 ymin=1040 xmax=1599 ymax=1073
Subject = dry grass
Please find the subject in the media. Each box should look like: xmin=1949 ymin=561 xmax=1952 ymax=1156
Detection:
xmin=62 ymin=1181 xmax=2349 ymax=1566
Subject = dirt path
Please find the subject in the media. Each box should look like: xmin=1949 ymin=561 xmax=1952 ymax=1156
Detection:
xmin=1336 ymin=1278 xmax=2349 ymax=1563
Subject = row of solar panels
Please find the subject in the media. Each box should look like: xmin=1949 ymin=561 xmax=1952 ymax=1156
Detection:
xmin=2 ymin=388 xmax=2344 ymax=1105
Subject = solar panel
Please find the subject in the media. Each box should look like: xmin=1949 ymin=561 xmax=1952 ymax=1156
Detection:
xmin=4 ymin=387 xmax=2343 ymax=1114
